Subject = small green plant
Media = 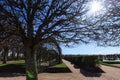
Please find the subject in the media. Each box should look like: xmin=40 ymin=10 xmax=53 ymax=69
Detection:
xmin=26 ymin=71 xmax=35 ymax=79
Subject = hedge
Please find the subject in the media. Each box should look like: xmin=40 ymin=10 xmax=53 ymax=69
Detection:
xmin=63 ymin=55 xmax=100 ymax=70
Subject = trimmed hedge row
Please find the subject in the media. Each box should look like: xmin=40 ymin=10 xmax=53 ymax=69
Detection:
xmin=63 ymin=55 xmax=100 ymax=72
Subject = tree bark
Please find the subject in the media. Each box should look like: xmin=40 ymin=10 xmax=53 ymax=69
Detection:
xmin=11 ymin=48 xmax=15 ymax=60
xmin=2 ymin=46 xmax=8 ymax=64
xmin=24 ymin=45 xmax=38 ymax=80
xmin=17 ymin=47 xmax=20 ymax=60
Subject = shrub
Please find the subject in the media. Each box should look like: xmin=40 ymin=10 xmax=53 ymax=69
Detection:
xmin=63 ymin=55 xmax=100 ymax=70
xmin=81 ymin=55 xmax=99 ymax=68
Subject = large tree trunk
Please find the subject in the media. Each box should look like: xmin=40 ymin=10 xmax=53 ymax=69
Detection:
xmin=58 ymin=54 xmax=62 ymax=64
xmin=11 ymin=48 xmax=15 ymax=60
xmin=2 ymin=46 xmax=8 ymax=64
xmin=16 ymin=47 xmax=20 ymax=60
xmin=24 ymin=45 xmax=38 ymax=80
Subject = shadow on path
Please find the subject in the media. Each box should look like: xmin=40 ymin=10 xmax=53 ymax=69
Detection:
xmin=80 ymin=68 xmax=102 ymax=77
xmin=73 ymin=64 xmax=104 ymax=77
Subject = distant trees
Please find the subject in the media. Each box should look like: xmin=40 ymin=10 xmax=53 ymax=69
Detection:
xmin=36 ymin=37 xmax=62 ymax=67
xmin=0 ymin=36 xmax=24 ymax=63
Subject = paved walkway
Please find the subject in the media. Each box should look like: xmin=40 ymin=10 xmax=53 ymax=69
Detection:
xmin=0 ymin=59 xmax=120 ymax=80
xmin=39 ymin=59 xmax=120 ymax=80
xmin=62 ymin=59 xmax=80 ymax=73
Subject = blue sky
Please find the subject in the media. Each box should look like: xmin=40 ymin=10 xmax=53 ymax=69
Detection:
xmin=61 ymin=43 xmax=120 ymax=55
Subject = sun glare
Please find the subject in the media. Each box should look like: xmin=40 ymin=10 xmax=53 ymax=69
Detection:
xmin=91 ymin=1 xmax=102 ymax=13
xmin=87 ymin=0 xmax=105 ymax=16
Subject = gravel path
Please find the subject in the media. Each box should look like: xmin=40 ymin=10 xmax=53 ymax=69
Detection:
xmin=0 ymin=59 xmax=120 ymax=80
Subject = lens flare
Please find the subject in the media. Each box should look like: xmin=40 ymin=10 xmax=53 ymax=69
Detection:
xmin=87 ymin=0 xmax=105 ymax=16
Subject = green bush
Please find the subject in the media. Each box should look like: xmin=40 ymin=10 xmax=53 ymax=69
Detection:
xmin=81 ymin=55 xmax=99 ymax=68
xmin=63 ymin=55 xmax=100 ymax=69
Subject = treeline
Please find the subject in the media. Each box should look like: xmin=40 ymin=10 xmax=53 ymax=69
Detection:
xmin=0 ymin=47 xmax=24 ymax=63
xmin=63 ymin=55 xmax=101 ymax=72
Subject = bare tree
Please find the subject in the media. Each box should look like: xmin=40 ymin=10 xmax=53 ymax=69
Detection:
xmin=41 ymin=37 xmax=62 ymax=63
xmin=93 ymin=0 xmax=120 ymax=46
xmin=0 ymin=35 xmax=23 ymax=63
xmin=2 ymin=46 xmax=8 ymax=64
xmin=0 ymin=0 xmax=99 ymax=80
xmin=36 ymin=37 xmax=62 ymax=67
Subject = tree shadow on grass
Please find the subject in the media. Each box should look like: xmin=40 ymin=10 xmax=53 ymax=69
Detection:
xmin=0 ymin=64 xmax=25 ymax=77
xmin=45 ymin=67 xmax=72 ymax=73
xmin=38 ymin=65 xmax=72 ymax=73
xmin=0 ymin=73 xmax=25 ymax=77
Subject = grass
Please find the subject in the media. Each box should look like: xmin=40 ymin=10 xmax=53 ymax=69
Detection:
xmin=0 ymin=60 xmax=71 ymax=73
xmin=47 ymin=62 xmax=71 ymax=73
xmin=0 ymin=60 xmax=25 ymax=67
xmin=100 ymin=61 xmax=120 ymax=68
xmin=103 ymin=60 xmax=120 ymax=63
xmin=0 ymin=60 xmax=25 ymax=73
xmin=50 ymin=62 xmax=68 ymax=68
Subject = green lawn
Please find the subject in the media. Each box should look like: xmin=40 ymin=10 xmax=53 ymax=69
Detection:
xmin=0 ymin=60 xmax=25 ymax=67
xmin=47 ymin=62 xmax=71 ymax=73
xmin=50 ymin=62 xmax=68 ymax=68
xmin=103 ymin=60 xmax=120 ymax=63
xmin=0 ymin=60 xmax=25 ymax=73
xmin=100 ymin=61 xmax=120 ymax=68
xmin=0 ymin=60 xmax=71 ymax=73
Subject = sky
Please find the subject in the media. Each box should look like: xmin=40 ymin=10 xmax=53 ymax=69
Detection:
xmin=61 ymin=43 xmax=120 ymax=55
xmin=61 ymin=1 xmax=120 ymax=55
